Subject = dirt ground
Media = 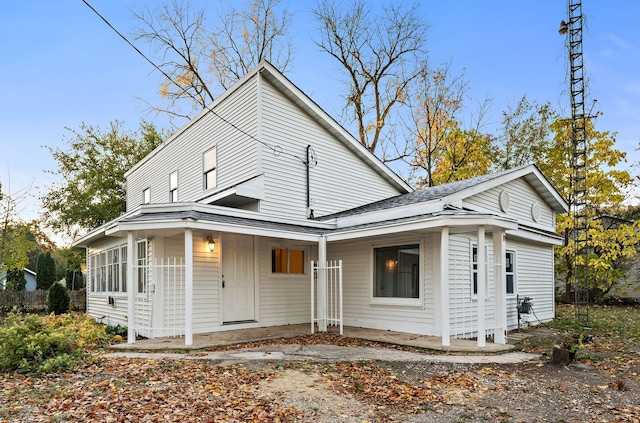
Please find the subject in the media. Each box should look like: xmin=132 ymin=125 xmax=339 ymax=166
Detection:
xmin=254 ymin=359 xmax=640 ymax=422
xmin=3 ymin=329 xmax=640 ymax=422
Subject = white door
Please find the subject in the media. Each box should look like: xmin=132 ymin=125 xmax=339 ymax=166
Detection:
xmin=222 ymin=234 xmax=255 ymax=322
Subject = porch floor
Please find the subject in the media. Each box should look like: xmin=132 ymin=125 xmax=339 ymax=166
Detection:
xmin=111 ymin=324 xmax=518 ymax=354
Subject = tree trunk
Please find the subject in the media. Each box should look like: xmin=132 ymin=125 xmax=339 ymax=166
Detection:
xmin=550 ymin=345 xmax=571 ymax=366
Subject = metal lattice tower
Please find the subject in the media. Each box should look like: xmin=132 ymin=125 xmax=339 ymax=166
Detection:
xmin=564 ymin=0 xmax=589 ymax=324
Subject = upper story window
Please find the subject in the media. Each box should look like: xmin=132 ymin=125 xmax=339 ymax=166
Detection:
xmin=373 ymin=244 xmax=420 ymax=299
xmin=142 ymin=188 xmax=150 ymax=205
xmin=169 ymin=171 xmax=178 ymax=202
xmin=203 ymin=147 xmax=217 ymax=190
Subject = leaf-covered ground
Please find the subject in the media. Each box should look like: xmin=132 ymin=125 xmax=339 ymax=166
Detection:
xmin=2 ymin=304 xmax=640 ymax=422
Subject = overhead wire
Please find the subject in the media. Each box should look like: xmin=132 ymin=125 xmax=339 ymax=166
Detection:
xmin=81 ymin=0 xmax=309 ymax=167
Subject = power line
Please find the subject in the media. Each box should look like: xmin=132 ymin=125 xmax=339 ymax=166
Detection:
xmin=81 ymin=0 xmax=308 ymax=167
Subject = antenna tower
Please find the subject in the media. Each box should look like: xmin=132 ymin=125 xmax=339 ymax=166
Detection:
xmin=564 ymin=0 xmax=589 ymax=324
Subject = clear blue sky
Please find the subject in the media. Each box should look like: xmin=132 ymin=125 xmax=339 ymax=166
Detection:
xmin=1 ymin=1 xmax=639 ymax=245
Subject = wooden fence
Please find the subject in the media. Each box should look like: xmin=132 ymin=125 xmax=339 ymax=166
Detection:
xmin=0 ymin=289 xmax=86 ymax=314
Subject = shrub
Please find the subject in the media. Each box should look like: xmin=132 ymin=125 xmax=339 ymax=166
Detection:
xmin=0 ymin=313 xmax=114 ymax=373
xmin=47 ymin=283 xmax=70 ymax=315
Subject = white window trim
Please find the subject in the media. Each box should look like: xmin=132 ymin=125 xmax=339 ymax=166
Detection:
xmin=470 ymin=242 xmax=489 ymax=300
xmin=203 ymin=147 xmax=217 ymax=191
xmin=370 ymin=239 xmax=423 ymax=307
xmin=142 ymin=187 xmax=150 ymax=205
xmin=506 ymin=249 xmax=517 ymax=297
xmin=88 ymin=244 xmax=128 ymax=297
xmin=135 ymin=239 xmax=149 ymax=297
xmin=267 ymin=241 xmax=310 ymax=277
xmin=169 ymin=171 xmax=178 ymax=202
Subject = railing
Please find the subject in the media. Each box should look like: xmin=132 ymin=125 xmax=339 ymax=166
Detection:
xmin=311 ymin=260 xmax=343 ymax=335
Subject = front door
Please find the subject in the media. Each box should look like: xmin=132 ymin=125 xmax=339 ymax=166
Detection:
xmin=222 ymin=234 xmax=255 ymax=322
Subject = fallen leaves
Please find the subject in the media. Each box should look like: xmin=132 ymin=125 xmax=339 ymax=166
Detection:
xmin=1 ymin=358 xmax=303 ymax=423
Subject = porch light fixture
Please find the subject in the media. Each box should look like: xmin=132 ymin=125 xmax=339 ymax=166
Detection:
xmin=206 ymin=235 xmax=215 ymax=252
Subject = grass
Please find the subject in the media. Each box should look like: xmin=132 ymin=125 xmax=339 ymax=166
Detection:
xmin=525 ymin=304 xmax=640 ymax=380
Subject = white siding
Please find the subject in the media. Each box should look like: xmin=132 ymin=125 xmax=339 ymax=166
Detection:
xmin=259 ymin=78 xmax=403 ymax=220
xmin=465 ymin=178 xmax=554 ymax=228
xmin=126 ymin=78 xmax=260 ymax=210
xmin=160 ymin=232 xmax=221 ymax=334
xmin=256 ymin=238 xmax=315 ymax=326
xmin=506 ymin=239 xmax=555 ymax=330
xmin=328 ymin=234 xmax=435 ymax=335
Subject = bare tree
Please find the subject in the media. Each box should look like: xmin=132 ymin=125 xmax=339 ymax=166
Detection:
xmin=134 ymin=0 xmax=292 ymax=122
xmin=211 ymin=0 xmax=292 ymax=90
xmin=313 ymin=0 xmax=428 ymax=156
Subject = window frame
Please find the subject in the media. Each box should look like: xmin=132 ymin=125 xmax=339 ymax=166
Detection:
xmin=142 ymin=187 xmax=150 ymax=205
xmin=471 ymin=243 xmax=489 ymax=299
xmin=370 ymin=240 xmax=423 ymax=307
xmin=136 ymin=239 xmax=148 ymax=295
xmin=268 ymin=242 xmax=309 ymax=276
xmin=88 ymin=244 xmax=128 ymax=296
xmin=505 ymin=250 xmax=517 ymax=296
xmin=169 ymin=171 xmax=178 ymax=202
xmin=203 ymin=147 xmax=217 ymax=190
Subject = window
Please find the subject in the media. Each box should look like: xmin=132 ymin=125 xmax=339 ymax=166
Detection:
xmin=471 ymin=244 xmax=488 ymax=297
xmin=137 ymin=240 xmax=148 ymax=293
xmin=506 ymin=251 xmax=516 ymax=295
xmin=88 ymin=244 xmax=128 ymax=295
xmin=142 ymin=188 xmax=150 ymax=204
xmin=169 ymin=171 xmax=178 ymax=202
xmin=203 ymin=147 xmax=217 ymax=190
xmin=271 ymin=248 xmax=305 ymax=274
xmin=472 ymin=246 xmax=478 ymax=296
xmin=373 ymin=244 xmax=419 ymax=299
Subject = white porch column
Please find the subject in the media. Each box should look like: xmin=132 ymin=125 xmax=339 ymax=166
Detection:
xmin=317 ymin=235 xmax=327 ymax=332
xmin=493 ymin=227 xmax=507 ymax=344
xmin=477 ymin=225 xmax=486 ymax=348
xmin=184 ymin=228 xmax=194 ymax=346
xmin=127 ymin=231 xmax=136 ymax=344
xmin=440 ymin=226 xmax=450 ymax=347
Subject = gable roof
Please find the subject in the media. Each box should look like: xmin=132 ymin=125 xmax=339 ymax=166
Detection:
xmin=125 ymin=61 xmax=411 ymax=194
xmin=317 ymin=164 xmax=568 ymax=221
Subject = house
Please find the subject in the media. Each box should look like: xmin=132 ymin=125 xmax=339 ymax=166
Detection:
xmin=74 ymin=61 xmax=568 ymax=347
xmin=0 ymin=267 xmax=37 ymax=291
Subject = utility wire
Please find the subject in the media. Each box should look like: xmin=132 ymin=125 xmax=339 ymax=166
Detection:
xmin=81 ymin=0 xmax=308 ymax=166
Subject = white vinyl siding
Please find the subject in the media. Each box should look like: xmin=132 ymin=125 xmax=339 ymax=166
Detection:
xmin=506 ymin=240 xmax=555 ymax=329
xmin=126 ymin=77 xmax=259 ymax=210
xmin=259 ymin=77 xmax=403 ymax=219
xmin=257 ymin=238 xmax=313 ymax=325
xmin=465 ymin=178 xmax=554 ymax=228
xmin=328 ymin=234 xmax=435 ymax=335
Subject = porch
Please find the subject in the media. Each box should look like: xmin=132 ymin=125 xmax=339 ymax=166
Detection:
xmin=110 ymin=323 xmax=515 ymax=354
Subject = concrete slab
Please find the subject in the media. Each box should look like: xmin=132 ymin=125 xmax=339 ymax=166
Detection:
xmin=104 ymin=344 xmax=540 ymax=364
xmin=110 ymin=324 xmax=517 ymax=354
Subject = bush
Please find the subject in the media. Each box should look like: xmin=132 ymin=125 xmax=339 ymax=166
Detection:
xmin=0 ymin=313 xmax=114 ymax=373
xmin=47 ymin=283 xmax=70 ymax=315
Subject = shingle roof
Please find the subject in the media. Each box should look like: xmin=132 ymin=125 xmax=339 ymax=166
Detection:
xmin=316 ymin=167 xmax=522 ymax=220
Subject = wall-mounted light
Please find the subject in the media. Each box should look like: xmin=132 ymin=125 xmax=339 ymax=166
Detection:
xmin=206 ymin=235 xmax=215 ymax=252
xmin=386 ymin=258 xmax=397 ymax=271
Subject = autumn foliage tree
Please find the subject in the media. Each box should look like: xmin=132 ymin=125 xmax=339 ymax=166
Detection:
xmin=538 ymin=117 xmax=639 ymax=301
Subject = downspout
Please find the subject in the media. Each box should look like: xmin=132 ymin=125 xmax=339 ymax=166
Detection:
xmin=306 ymin=145 xmax=313 ymax=218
